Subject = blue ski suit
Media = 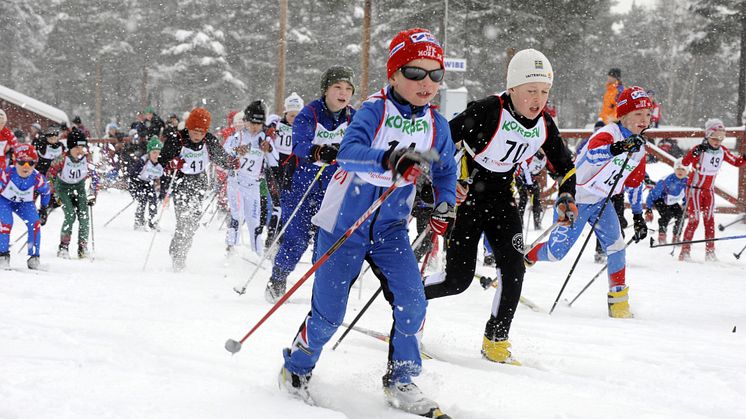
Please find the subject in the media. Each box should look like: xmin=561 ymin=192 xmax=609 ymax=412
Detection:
xmin=270 ymin=97 xmax=355 ymax=283
xmin=283 ymin=87 xmax=457 ymax=385
xmin=0 ymin=167 xmax=51 ymax=256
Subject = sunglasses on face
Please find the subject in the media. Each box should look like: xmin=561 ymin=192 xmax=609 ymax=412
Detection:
xmin=17 ymin=160 xmax=36 ymax=167
xmin=399 ymin=66 xmax=445 ymax=83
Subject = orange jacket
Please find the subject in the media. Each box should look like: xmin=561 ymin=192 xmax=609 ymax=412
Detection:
xmin=599 ymin=80 xmax=623 ymax=124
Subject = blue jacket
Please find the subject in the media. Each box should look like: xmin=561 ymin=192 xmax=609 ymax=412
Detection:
xmin=291 ymin=97 xmax=356 ymax=190
xmin=0 ymin=166 xmax=51 ymax=207
xmin=646 ymin=173 xmax=687 ymax=208
xmin=313 ymin=87 xmax=456 ymax=236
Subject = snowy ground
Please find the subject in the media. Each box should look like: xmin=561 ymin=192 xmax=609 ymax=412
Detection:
xmin=2 ymin=188 xmax=745 ymax=419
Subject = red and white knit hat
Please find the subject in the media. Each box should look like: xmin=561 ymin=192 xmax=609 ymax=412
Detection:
xmin=704 ymin=118 xmax=725 ymax=138
xmin=387 ymin=28 xmax=444 ymax=79
xmin=616 ymin=86 xmax=653 ymax=118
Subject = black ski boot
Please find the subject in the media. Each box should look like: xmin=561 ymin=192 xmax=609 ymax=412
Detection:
xmin=265 ymin=279 xmax=287 ymax=303
xmin=1 ymin=252 xmax=10 ymax=269
xmin=27 ymin=256 xmax=40 ymax=270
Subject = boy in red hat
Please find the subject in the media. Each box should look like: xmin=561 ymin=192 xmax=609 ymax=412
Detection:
xmin=526 ymin=86 xmax=653 ymax=318
xmin=157 ymin=107 xmax=233 ymax=271
xmin=278 ymin=28 xmax=456 ymax=418
xmin=1 ymin=144 xmax=52 ymax=269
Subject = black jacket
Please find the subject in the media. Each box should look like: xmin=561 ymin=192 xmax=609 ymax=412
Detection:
xmin=449 ymin=92 xmax=576 ymax=197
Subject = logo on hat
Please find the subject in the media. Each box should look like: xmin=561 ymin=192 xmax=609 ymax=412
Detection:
xmin=409 ymin=31 xmax=440 ymax=46
xmin=534 ymin=60 xmax=544 ymax=69
xmin=389 ymin=41 xmax=406 ymax=58
xmin=631 ymin=89 xmax=648 ymax=100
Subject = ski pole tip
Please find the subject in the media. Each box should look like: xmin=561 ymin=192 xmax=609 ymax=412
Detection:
xmin=233 ymin=286 xmax=246 ymax=295
xmin=649 ymin=237 xmax=655 ymax=247
xmin=225 ymin=339 xmax=242 ymax=354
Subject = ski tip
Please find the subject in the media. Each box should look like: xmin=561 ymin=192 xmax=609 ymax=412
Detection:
xmin=225 ymin=339 xmax=242 ymax=354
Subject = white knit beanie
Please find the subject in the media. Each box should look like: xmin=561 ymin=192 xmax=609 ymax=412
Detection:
xmin=673 ymin=158 xmax=688 ymax=173
xmin=284 ymin=92 xmax=304 ymax=113
xmin=506 ymin=49 xmax=554 ymax=89
xmin=704 ymin=118 xmax=725 ymax=138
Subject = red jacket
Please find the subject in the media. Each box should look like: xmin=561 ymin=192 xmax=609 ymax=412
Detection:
xmin=682 ymin=143 xmax=745 ymax=189
xmin=0 ymin=127 xmax=19 ymax=171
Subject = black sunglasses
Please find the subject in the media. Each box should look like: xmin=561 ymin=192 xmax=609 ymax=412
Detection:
xmin=400 ymin=66 xmax=445 ymax=83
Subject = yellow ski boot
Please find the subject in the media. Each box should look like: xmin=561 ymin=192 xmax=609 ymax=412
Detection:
xmin=481 ymin=337 xmax=521 ymax=365
xmin=608 ymin=285 xmax=634 ymax=318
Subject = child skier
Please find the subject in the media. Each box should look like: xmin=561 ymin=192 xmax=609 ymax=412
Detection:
xmin=157 ymin=107 xmax=232 ymax=271
xmin=679 ymin=118 xmax=745 ymax=261
xmin=224 ymin=101 xmax=278 ymax=256
xmin=423 ymin=49 xmax=577 ymax=364
xmin=645 ymin=158 xmax=688 ymax=245
xmin=264 ymin=66 xmax=356 ymax=302
xmin=127 ymin=136 xmax=165 ymax=231
xmin=275 ymin=92 xmax=304 ymax=192
xmin=526 ymin=86 xmax=653 ymax=318
xmin=33 ymin=125 xmax=65 ymax=177
xmin=46 ymin=129 xmax=99 ymax=259
xmin=0 ymin=144 xmax=52 ymax=269
xmin=278 ymin=28 xmax=456 ymax=418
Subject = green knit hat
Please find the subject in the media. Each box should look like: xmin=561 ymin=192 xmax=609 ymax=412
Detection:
xmin=144 ymin=105 xmax=156 ymax=114
xmin=147 ymin=136 xmax=163 ymax=152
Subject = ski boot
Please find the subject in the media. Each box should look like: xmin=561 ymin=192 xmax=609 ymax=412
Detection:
xmin=225 ymin=245 xmax=237 ymax=258
xmin=608 ymin=285 xmax=634 ymax=318
xmin=0 ymin=252 xmax=10 ymax=269
xmin=134 ymin=223 xmax=149 ymax=232
xmin=658 ymin=231 xmax=667 ymax=245
xmin=148 ymin=222 xmax=160 ymax=232
xmin=705 ymin=251 xmax=719 ymax=262
xmin=57 ymin=245 xmax=70 ymax=259
xmin=78 ymin=245 xmax=89 ymax=259
xmin=383 ymin=380 xmax=450 ymax=418
xmin=265 ymin=279 xmax=287 ymax=303
xmin=483 ymin=253 xmax=495 ymax=267
xmin=678 ymin=249 xmax=691 ymax=262
xmin=594 ymin=252 xmax=606 ymax=264
xmin=27 ymin=256 xmax=40 ymax=270
xmin=481 ymin=337 xmax=521 ymax=365
xmin=278 ymin=349 xmax=313 ymax=405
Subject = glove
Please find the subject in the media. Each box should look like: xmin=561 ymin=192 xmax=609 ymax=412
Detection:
xmin=644 ymin=208 xmax=653 ymax=222
xmin=456 ymin=182 xmax=469 ymax=205
xmin=610 ymin=134 xmax=645 ymax=155
xmin=383 ymin=148 xmax=432 ymax=183
xmin=691 ymin=141 xmax=708 ymax=158
xmin=555 ymin=193 xmax=578 ymax=226
xmin=38 ymin=206 xmax=48 ymax=226
xmin=633 ymin=213 xmax=648 ymax=242
xmin=259 ymin=139 xmax=272 ymax=153
xmin=167 ymin=158 xmax=184 ymax=172
xmin=87 ymin=196 xmax=96 ymax=207
xmin=312 ymin=144 xmax=339 ymax=164
xmin=429 ymin=202 xmax=456 ymax=237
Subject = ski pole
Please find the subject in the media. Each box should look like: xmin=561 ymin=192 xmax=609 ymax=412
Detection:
xmin=225 ymin=177 xmax=406 ymax=354
xmin=141 ymin=175 xmax=177 ymax=271
xmin=103 ymin=199 xmax=135 ymax=227
xmin=88 ymin=203 xmax=96 ymax=261
xmin=194 ymin=190 xmax=219 ymax=227
xmin=332 ymin=225 xmax=433 ymax=352
xmin=734 ymin=242 xmax=746 ymax=259
xmin=650 ymin=234 xmax=746 ymax=248
xmin=718 ymin=215 xmax=746 ymax=232
xmin=549 ymin=150 xmax=636 ymax=315
xmin=232 ymin=164 xmax=327 ymax=295
xmin=567 ymin=236 xmax=636 ymax=307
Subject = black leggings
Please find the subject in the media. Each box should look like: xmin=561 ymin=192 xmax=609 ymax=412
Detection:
xmin=425 ymin=191 xmax=525 ymax=341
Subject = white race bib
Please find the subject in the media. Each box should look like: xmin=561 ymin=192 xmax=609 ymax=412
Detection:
xmin=311 ymin=121 xmax=348 ymax=167
xmin=698 ymin=148 xmax=724 ymax=176
xmin=1 ymin=179 xmax=34 ymax=202
xmin=138 ymin=158 xmax=164 ymax=182
xmin=274 ymin=122 xmax=293 ymax=156
xmin=665 ymin=189 xmax=684 ymax=206
xmin=41 ymin=145 xmax=63 ymax=161
xmin=580 ymin=151 xmax=644 ymax=198
xmin=180 ymin=146 xmax=209 ymax=175
xmin=356 ymin=98 xmax=435 ymax=187
xmin=473 ymin=107 xmax=547 ymax=173
xmin=59 ymin=156 xmax=88 ymax=184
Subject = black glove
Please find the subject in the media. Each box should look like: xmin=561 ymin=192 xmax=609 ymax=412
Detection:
xmin=87 ymin=196 xmax=96 ymax=207
xmin=38 ymin=206 xmax=48 ymax=226
xmin=429 ymin=202 xmax=456 ymax=237
xmin=633 ymin=213 xmax=648 ymax=243
xmin=610 ymin=134 xmax=645 ymax=156
xmin=691 ymin=141 xmax=708 ymax=158
xmin=312 ymin=144 xmax=339 ymax=164
xmin=382 ymin=148 xmax=430 ymax=183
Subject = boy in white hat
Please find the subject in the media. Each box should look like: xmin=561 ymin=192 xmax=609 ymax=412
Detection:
xmin=424 ymin=49 xmax=577 ymax=363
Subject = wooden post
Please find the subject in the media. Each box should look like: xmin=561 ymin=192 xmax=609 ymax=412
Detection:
xmin=275 ymin=0 xmax=288 ymax=115
xmin=95 ymin=61 xmax=102 ymax=137
xmin=359 ymin=0 xmax=372 ymax=100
